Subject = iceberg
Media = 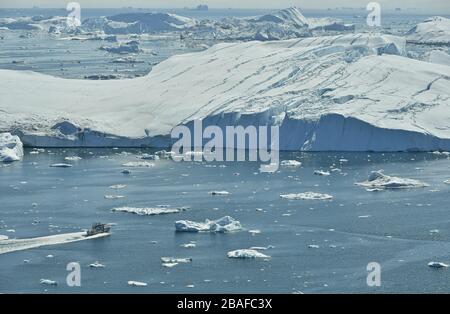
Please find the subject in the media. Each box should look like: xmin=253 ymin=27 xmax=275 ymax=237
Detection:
xmin=1 ymin=33 xmax=450 ymax=151
xmin=227 ymin=249 xmax=270 ymax=259
xmin=406 ymin=16 xmax=450 ymax=45
xmin=175 ymin=216 xmax=242 ymax=233
xmin=112 ymin=206 xmax=186 ymax=215
xmin=99 ymin=41 xmax=142 ymax=54
xmin=280 ymin=192 xmax=333 ymax=200
xmin=0 ymin=133 xmax=23 ymax=162
xmin=161 ymin=257 xmax=192 ymax=263
xmin=356 ymin=171 xmax=429 ymax=189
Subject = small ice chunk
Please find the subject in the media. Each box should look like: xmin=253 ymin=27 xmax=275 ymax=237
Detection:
xmin=180 ymin=243 xmax=196 ymax=248
xmin=89 ymin=261 xmax=105 ymax=268
xmin=314 ymin=170 xmax=330 ymax=176
xmin=112 ymin=206 xmax=186 ymax=216
xmin=122 ymin=161 xmax=155 ymax=167
xmin=121 ymin=169 xmax=131 ymax=174
xmin=40 ymin=279 xmax=57 ymax=286
xmin=227 ymin=249 xmax=270 ymax=259
xmin=64 ymin=156 xmax=82 ymax=161
xmin=161 ymin=257 xmax=192 ymax=264
xmin=280 ymin=160 xmax=302 ymax=167
xmin=109 ymin=184 xmax=127 ymax=189
xmin=128 ymin=280 xmax=147 ymax=287
xmin=428 ymin=262 xmax=449 ymax=269
xmin=140 ymin=154 xmax=159 ymax=160
xmin=280 ymin=192 xmax=333 ymax=200
xmin=444 ymin=180 xmax=450 ymax=185
xmin=162 ymin=262 xmax=179 ymax=268
xmin=50 ymin=163 xmax=73 ymax=168
xmin=104 ymin=195 xmax=125 ymax=199
xmin=308 ymin=244 xmax=320 ymax=249
xmin=175 ymin=216 xmax=242 ymax=233
xmin=356 ymin=171 xmax=428 ymax=189
xmin=209 ymin=191 xmax=230 ymax=196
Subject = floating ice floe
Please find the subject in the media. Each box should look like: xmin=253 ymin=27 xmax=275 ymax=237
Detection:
xmin=128 ymin=280 xmax=147 ymax=287
xmin=444 ymin=180 xmax=450 ymax=185
xmin=175 ymin=216 xmax=242 ymax=233
xmin=0 ymin=235 xmax=9 ymax=240
xmin=280 ymin=160 xmax=302 ymax=167
xmin=140 ymin=154 xmax=159 ymax=160
xmin=121 ymin=161 xmax=155 ymax=167
xmin=356 ymin=171 xmax=429 ymax=189
xmin=209 ymin=191 xmax=230 ymax=196
xmin=112 ymin=206 xmax=186 ymax=216
xmin=428 ymin=261 xmax=449 ymax=269
xmin=109 ymin=184 xmax=127 ymax=189
xmin=280 ymin=192 xmax=333 ymax=200
xmin=40 ymin=279 xmax=57 ymax=286
xmin=314 ymin=170 xmax=330 ymax=176
xmin=227 ymin=249 xmax=270 ymax=259
xmin=104 ymin=195 xmax=125 ymax=199
xmin=100 ymin=40 xmax=142 ymax=54
xmin=180 ymin=243 xmax=196 ymax=248
xmin=89 ymin=261 xmax=105 ymax=268
xmin=406 ymin=16 xmax=450 ymax=45
xmin=161 ymin=257 xmax=192 ymax=264
xmin=49 ymin=163 xmax=73 ymax=168
xmin=0 ymin=133 xmax=23 ymax=162
xmin=64 ymin=156 xmax=82 ymax=161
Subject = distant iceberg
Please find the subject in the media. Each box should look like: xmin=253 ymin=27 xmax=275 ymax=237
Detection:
xmin=0 ymin=133 xmax=23 ymax=162
xmin=280 ymin=192 xmax=333 ymax=200
xmin=112 ymin=206 xmax=186 ymax=216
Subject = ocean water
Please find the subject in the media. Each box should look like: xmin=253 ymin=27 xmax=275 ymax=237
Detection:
xmin=1 ymin=149 xmax=450 ymax=293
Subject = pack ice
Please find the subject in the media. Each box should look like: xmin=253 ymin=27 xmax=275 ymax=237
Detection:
xmin=0 ymin=133 xmax=24 ymax=162
xmin=1 ymin=33 xmax=450 ymax=151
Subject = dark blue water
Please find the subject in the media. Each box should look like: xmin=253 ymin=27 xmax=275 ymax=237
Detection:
xmin=1 ymin=149 xmax=450 ymax=293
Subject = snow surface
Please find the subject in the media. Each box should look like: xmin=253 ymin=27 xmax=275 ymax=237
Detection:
xmin=175 ymin=216 xmax=242 ymax=233
xmin=1 ymin=33 xmax=450 ymax=151
xmin=425 ymin=50 xmax=450 ymax=66
xmin=406 ymin=16 xmax=450 ymax=45
xmin=356 ymin=171 xmax=429 ymax=189
xmin=0 ymin=133 xmax=23 ymax=162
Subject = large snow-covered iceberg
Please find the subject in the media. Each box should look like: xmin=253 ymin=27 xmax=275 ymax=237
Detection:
xmin=0 ymin=133 xmax=24 ymax=162
xmin=1 ymin=33 xmax=450 ymax=151
xmin=406 ymin=16 xmax=450 ymax=45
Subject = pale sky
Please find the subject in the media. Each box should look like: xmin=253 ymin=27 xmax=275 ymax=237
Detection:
xmin=0 ymin=0 xmax=449 ymax=13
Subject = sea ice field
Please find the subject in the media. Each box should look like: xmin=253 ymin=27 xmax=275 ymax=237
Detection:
xmin=1 ymin=148 xmax=450 ymax=293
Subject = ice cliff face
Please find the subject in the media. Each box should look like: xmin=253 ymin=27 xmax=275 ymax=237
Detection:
xmin=1 ymin=33 xmax=449 ymax=151
xmin=406 ymin=16 xmax=450 ymax=45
